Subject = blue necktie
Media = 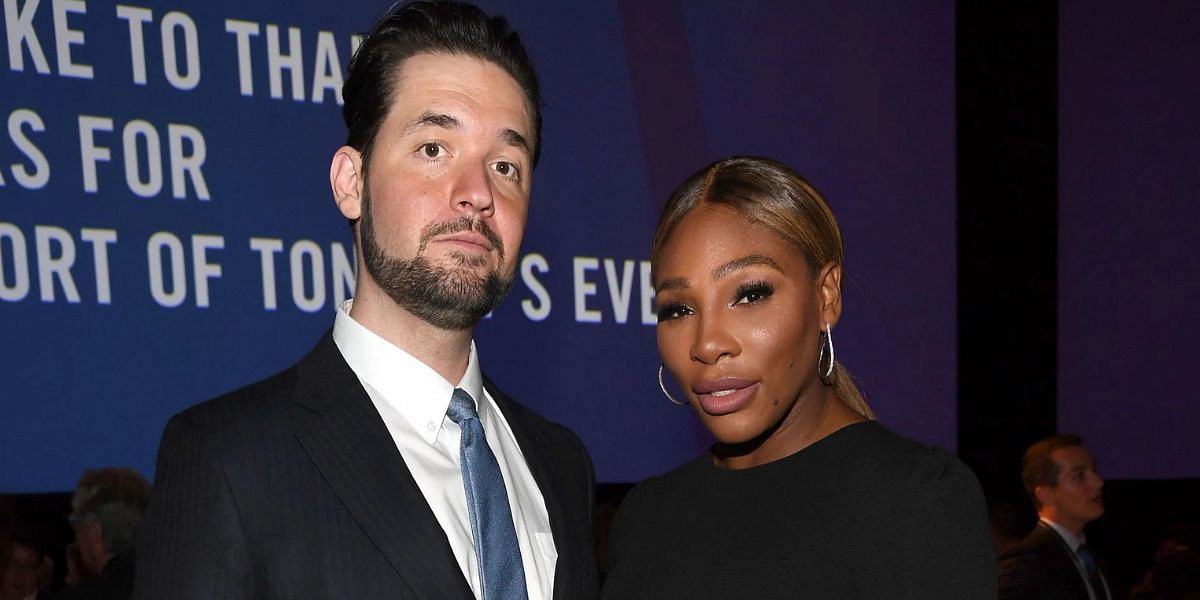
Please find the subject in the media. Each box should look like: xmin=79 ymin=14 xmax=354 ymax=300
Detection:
xmin=447 ymin=389 xmax=528 ymax=600
xmin=1076 ymin=544 xmax=1109 ymax=600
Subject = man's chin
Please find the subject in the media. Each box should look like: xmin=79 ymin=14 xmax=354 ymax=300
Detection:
xmin=435 ymin=247 xmax=496 ymax=270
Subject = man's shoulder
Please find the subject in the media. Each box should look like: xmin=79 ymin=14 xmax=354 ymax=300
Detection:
xmin=175 ymin=357 xmax=302 ymax=428
xmin=1002 ymin=523 xmax=1069 ymax=563
xmin=164 ymin=332 xmax=340 ymax=446
xmin=484 ymin=376 xmax=579 ymax=442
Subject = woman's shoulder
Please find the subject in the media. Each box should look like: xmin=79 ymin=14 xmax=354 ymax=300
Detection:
xmin=606 ymin=453 xmax=714 ymax=551
xmin=834 ymin=421 xmax=982 ymax=494
xmin=619 ymin=452 xmax=713 ymax=508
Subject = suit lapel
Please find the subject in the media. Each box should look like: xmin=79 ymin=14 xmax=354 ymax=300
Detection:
xmin=486 ymin=380 xmax=576 ymax=600
xmin=292 ymin=333 xmax=474 ymax=599
xmin=1037 ymin=522 xmax=1097 ymax=600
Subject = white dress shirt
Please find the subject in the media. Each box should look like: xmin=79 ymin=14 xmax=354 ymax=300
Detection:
xmin=332 ymin=299 xmax=556 ymax=599
xmin=1040 ymin=518 xmax=1111 ymax=600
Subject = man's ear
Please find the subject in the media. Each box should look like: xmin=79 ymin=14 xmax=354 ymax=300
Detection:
xmin=818 ymin=262 xmax=843 ymax=328
xmin=330 ymin=146 xmax=364 ymax=221
xmin=1034 ymin=484 xmax=1054 ymax=509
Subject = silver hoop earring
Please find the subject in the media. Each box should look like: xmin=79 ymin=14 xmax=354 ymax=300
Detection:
xmin=817 ymin=322 xmax=835 ymax=381
xmin=658 ymin=365 xmax=687 ymax=406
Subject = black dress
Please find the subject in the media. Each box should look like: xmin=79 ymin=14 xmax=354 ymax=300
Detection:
xmin=602 ymin=421 xmax=997 ymax=599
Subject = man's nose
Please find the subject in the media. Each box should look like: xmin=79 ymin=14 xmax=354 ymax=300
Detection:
xmin=450 ymin=162 xmax=495 ymax=217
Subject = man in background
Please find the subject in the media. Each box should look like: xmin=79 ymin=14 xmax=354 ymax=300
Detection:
xmin=1000 ymin=434 xmax=1111 ymax=600
xmin=2 ymin=524 xmax=48 ymax=600
xmin=59 ymin=467 xmax=152 ymax=600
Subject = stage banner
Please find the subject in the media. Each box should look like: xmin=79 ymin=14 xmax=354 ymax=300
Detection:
xmin=1 ymin=0 xmax=955 ymax=491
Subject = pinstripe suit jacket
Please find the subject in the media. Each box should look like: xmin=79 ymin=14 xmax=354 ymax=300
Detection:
xmin=134 ymin=331 xmax=598 ymax=599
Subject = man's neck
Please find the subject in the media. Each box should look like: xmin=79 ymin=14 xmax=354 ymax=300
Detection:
xmin=349 ymin=287 xmax=475 ymax=384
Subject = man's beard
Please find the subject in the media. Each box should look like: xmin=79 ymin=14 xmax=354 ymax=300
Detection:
xmin=359 ymin=188 xmax=514 ymax=331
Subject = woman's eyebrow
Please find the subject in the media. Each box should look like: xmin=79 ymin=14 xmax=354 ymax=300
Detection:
xmin=713 ymin=254 xmax=782 ymax=280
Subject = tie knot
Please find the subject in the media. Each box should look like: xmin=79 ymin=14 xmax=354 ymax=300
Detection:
xmin=447 ymin=388 xmax=480 ymax=424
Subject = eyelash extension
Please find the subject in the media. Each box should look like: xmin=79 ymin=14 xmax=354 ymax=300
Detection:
xmin=734 ymin=280 xmax=774 ymax=304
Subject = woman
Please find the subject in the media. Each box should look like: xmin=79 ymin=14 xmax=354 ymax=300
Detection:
xmin=602 ymin=157 xmax=996 ymax=599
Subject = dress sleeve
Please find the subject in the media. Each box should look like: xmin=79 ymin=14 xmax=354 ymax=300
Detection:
xmin=898 ymin=450 xmax=999 ymax=600
xmin=133 ymin=412 xmax=257 ymax=599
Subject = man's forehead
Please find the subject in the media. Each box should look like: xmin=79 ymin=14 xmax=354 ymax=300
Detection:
xmin=389 ymin=53 xmax=533 ymax=125
xmin=1052 ymin=446 xmax=1094 ymax=470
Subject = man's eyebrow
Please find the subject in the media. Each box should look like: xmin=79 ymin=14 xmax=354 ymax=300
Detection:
xmin=656 ymin=277 xmax=688 ymax=293
xmin=404 ymin=112 xmax=461 ymax=135
xmin=713 ymin=255 xmax=783 ymax=280
xmin=500 ymin=128 xmax=532 ymax=156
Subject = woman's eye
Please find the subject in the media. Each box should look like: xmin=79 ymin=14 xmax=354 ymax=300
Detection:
xmin=657 ymin=303 xmax=692 ymax=322
xmin=734 ymin=282 xmax=774 ymax=305
xmin=420 ymin=143 xmax=443 ymax=158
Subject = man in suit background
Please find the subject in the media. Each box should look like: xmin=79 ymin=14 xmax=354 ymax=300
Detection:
xmin=60 ymin=468 xmax=151 ymax=600
xmin=134 ymin=2 xmax=598 ymax=598
xmin=1000 ymin=434 xmax=1111 ymax=600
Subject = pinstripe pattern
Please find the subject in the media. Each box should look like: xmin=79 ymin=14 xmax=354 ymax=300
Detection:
xmin=134 ymin=331 xmax=598 ymax=599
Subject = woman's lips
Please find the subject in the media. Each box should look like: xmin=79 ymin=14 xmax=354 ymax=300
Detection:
xmin=693 ymin=379 xmax=759 ymax=416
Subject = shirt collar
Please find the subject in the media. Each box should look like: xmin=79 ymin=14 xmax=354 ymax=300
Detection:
xmin=332 ymin=299 xmax=485 ymax=445
xmin=1040 ymin=517 xmax=1085 ymax=551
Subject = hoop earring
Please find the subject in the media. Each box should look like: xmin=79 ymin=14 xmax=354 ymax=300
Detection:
xmin=817 ymin=322 xmax=835 ymax=382
xmin=658 ymin=365 xmax=687 ymax=406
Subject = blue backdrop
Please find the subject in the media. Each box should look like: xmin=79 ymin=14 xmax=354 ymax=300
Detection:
xmin=1 ymin=0 xmax=957 ymax=492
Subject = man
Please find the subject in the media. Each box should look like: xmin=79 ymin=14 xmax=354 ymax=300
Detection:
xmin=2 ymin=526 xmax=47 ymax=600
xmin=133 ymin=2 xmax=598 ymax=599
xmin=58 ymin=468 xmax=151 ymax=600
xmin=999 ymin=435 xmax=1111 ymax=600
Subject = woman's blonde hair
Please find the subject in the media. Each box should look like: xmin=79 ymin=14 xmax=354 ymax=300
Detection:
xmin=651 ymin=156 xmax=874 ymax=419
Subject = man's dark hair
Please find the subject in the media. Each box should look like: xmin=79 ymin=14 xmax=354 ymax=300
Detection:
xmin=1021 ymin=434 xmax=1085 ymax=509
xmin=342 ymin=0 xmax=542 ymax=174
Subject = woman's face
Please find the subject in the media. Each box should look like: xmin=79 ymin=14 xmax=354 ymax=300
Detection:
xmin=655 ymin=204 xmax=840 ymax=455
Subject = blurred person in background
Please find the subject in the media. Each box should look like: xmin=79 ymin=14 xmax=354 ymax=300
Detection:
xmin=3 ymin=524 xmax=49 ymax=600
xmin=1000 ymin=434 xmax=1110 ymax=600
xmin=57 ymin=468 xmax=151 ymax=600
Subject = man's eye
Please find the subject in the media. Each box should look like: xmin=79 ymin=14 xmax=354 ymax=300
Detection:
xmin=420 ymin=143 xmax=443 ymax=158
xmin=493 ymin=161 xmax=519 ymax=178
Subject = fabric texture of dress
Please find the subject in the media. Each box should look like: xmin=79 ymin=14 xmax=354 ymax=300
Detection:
xmin=602 ymin=420 xmax=996 ymax=599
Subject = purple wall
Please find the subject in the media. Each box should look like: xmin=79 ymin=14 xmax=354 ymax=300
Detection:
xmin=1059 ymin=1 xmax=1200 ymax=479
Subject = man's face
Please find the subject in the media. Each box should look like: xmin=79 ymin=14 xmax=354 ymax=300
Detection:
xmin=352 ymin=52 xmax=534 ymax=330
xmin=2 ymin=543 xmax=40 ymax=600
xmin=72 ymin=519 xmax=107 ymax=574
xmin=1043 ymin=445 xmax=1105 ymax=528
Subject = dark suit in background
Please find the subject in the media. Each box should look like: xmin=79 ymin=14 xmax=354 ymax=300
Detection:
xmin=999 ymin=522 xmax=1109 ymax=600
xmin=134 ymin=333 xmax=597 ymax=599
xmin=55 ymin=553 xmax=134 ymax=600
